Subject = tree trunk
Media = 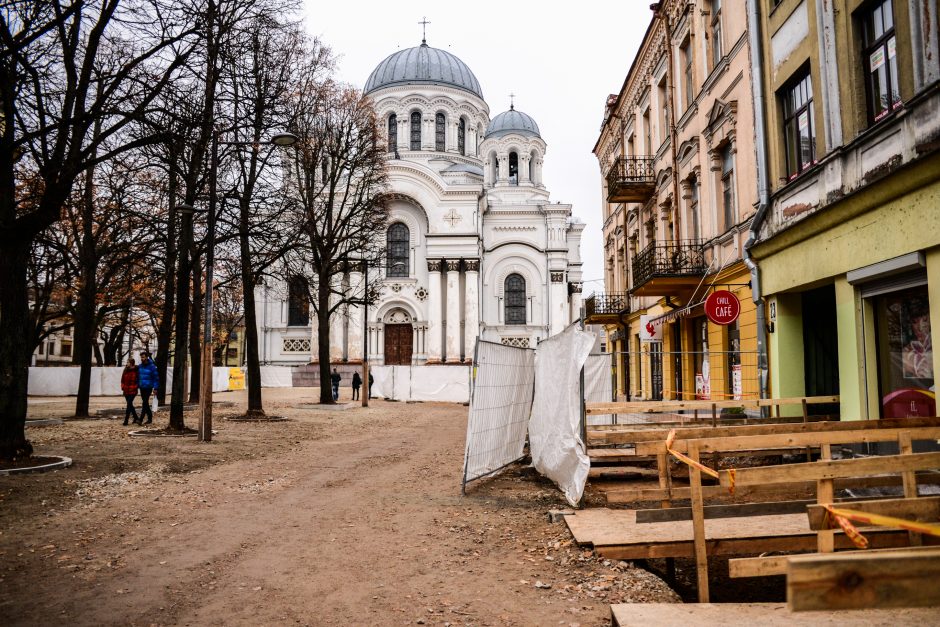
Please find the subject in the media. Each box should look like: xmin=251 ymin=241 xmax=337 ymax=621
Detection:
xmin=0 ymin=241 xmax=34 ymax=460
xmin=72 ymin=251 xmax=97 ymax=418
xmin=155 ymin=162 xmax=179 ymax=406
xmin=318 ymin=276 xmax=333 ymax=404
xmin=169 ymin=215 xmax=192 ymax=431
xmin=188 ymin=258 xmax=202 ymax=403
xmin=240 ymin=213 xmax=265 ymax=416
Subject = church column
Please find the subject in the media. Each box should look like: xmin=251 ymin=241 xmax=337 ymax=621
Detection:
xmin=520 ymin=154 xmax=530 ymax=184
xmin=422 ymin=115 xmax=434 ymax=151
xmin=397 ymin=117 xmax=407 ymax=153
xmin=426 ymin=260 xmax=443 ymax=363
xmin=549 ymin=270 xmax=567 ymax=335
xmin=347 ymin=269 xmax=363 ymax=361
xmin=445 ymin=259 xmax=461 ymax=363
xmin=375 ymin=323 xmax=385 ymax=364
xmin=569 ymin=281 xmax=583 ymax=324
xmin=497 ymin=153 xmax=508 ymax=184
xmin=464 ymin=259 xmax=479 ymax=363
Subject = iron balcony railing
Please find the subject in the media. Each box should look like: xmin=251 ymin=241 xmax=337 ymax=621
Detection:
xmin=632 ymin=240 xmax=707 ymax=288
xmin=585 ymin=292 xmax=629 ymax=318
xmin=605 ymin=155 xmax=656 ymax=203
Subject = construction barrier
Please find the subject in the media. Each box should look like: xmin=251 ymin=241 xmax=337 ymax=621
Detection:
xmin=461 ymin=341 xmax=535 ymax=490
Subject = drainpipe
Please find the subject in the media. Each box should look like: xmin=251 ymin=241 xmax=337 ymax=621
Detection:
xmin=743 ymin=0 xmax=770 ymax=401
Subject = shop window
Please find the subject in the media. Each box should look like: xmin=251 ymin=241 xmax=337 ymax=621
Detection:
xmin=861 ymin=0 xmax=901 ymax=122
xmin=782 ymin=70 xmax=816 ymax=179
xmin=693 ymin=317 xmax=710 ymax=399
xmin=727 ymin=318 xmax=741 ymax=400
xmin=873 ymin=284 xmax=934 ymax=417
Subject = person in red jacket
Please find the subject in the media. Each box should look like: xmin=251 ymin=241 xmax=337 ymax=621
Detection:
xmin=121 ymin=358 xmax=140 ymax=426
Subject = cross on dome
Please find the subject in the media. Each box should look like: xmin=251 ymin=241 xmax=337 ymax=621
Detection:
xmin=418 ymin=16 xmax=430 ymax=45
xmin=509 ymin=92 xmax=516 ymax=111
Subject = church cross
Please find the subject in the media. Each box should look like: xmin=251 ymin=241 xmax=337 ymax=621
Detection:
xmin=419 ymin=16 xmax=430 ymax=44
xmin=444 ymin=208 xmax=461 ymax=227
xmin=509 ymin=92 xmax=516 ymax=111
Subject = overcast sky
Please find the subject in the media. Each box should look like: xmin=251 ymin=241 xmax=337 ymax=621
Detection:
xmin=301 ymin=1 xmax=651 ymax=291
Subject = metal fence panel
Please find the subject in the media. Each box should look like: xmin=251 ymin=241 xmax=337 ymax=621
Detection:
xmin=461 ymin=340 xmax=536 ymax=490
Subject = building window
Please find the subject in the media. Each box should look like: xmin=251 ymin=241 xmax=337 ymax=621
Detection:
xmin=782 ymin=70 xmax=816 ymax=179
xmin=643 ymin=108 xmax=652 ymax=154
xmin=689 ymin=176 xmax=700 ymax=240
xmin=682 ymin=39 xmax=694 ymax=110
xmin=60 ymin=342 xmax=72 ymax=358
xmin=287 ymin=276 xmax=310 ymax=326
xmin=711 ymin=0 xmax=723 ymax=68
xmin=721 ymin=144 xmax=735 ymax=230
xmin=387 ymin=114 xmax=397 ymax=153
xmin=457 ymin=118 xmax=466 ymax=155
xmin=410 ymin=111 xmax=421 ymax=150
xmin=386 ymin=222 xmax=410 ymax=277
xmin=508 ymin=152 xmax=519 ymax=185
xmin=435 ymin=112 xmax=445 ymax=151
xmin=504 ymin=274 xmax=526 ymax=325
xmin=657 ymin=76 xmax=668 ymax=146
xmin=862 ymin=0 xmax=901 ymax=122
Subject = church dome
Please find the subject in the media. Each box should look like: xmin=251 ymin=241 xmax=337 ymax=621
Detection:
xmin=364 ymin=42 xmax=483 ymax=99
xmin=485 ymin=107 xmax=541 ymax=139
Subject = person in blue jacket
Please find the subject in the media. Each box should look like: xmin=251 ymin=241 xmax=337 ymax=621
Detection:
xmin=137 ymin=350 xmax=159 ymax=424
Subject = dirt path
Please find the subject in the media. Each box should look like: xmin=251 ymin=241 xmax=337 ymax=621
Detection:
xmin=1 ymin=390 xmax=676 ymax=626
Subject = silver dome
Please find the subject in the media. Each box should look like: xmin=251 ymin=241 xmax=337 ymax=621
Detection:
xmin=364 ymin=43 xmax=483 ymax=99
xmin=485 ymin=107 xmax=541 ymax=139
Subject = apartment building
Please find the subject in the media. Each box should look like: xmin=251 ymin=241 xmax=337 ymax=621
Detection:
xmin=591 ymin=0 xmax=761 ymax=401
xmin=750 ymin=0 xmax=939 ymax=419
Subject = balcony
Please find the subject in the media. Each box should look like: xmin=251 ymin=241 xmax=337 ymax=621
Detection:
xmin=606 ymin=156 xmax=656 ymax=203
xmin=631 ymin=240 xmax=707 ymax=297
xmin=584 ymin=292 xmax=629 ymax=324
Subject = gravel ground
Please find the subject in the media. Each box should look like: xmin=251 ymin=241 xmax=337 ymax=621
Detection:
xmin=0 ymin=388 xmax=679 ymax=626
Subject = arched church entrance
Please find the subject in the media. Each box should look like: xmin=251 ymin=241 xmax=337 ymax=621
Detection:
xmin=383 ymin=308 xmax=413 ymax=365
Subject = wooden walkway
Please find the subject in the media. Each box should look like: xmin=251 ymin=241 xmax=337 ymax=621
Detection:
xmin=610 ymin=603 xmax=940 ymax=626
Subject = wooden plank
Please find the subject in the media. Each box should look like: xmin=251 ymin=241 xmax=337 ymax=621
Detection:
xmin=591 ymin=416 xmax=940 ymax=447
xmin=787 ymin=549 xmax=940 ymax=611
xmin=718 ymin=452 xmax=940 ymax=488
xmin=587 ymin=466 xmax=658 ymax=479
xmin=587 ymin=395 xmax=841 ymax=415
xmin=611 ymin=602 xmax=940 ymax=626
xmin=817 ymin=443 xmax=835 ymax=553
xmin=688 ymin=442 xmax=709 ymax=602
xmin=644 ymin=425 xmax=940 ymax=456
xmin=899 ymin=431 xmax=923 ymax=547
xmin=636 ymin=499 xmax=815 ymax=523
xmin=730 ymin=544 xmax=940 ymax=578
xmin=604 ymin=473 xmax=940 ymax=504
xmin=806 ymin=496 xmax=940 ymax=530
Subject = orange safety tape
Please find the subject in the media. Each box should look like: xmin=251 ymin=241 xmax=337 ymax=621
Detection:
xmin=665 ymin=429 xmax=720 ymax=480
xmin=823 ymin=504 xmax=940 ymax=538
xmin=823 ymin=506 xmax=869 ymax=549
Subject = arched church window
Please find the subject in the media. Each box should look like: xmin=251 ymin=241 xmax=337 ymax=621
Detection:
xmin=387 ymin=114 xmax=397 ymax=154
xmin=287 ymin=276 xmax=310 ymax=326
xmin=508 ymin=152 xmax=519 ymax=185
xmin=435 ymin=112 xmax=446 ymax=151
xmin=458 ymin=118 xmax=466 ymax=156
xmin=490 ymin=154 xmax=498 ymax=185
xmin=386 ymin=222 xmax=410 ymax=277
xmin=410 ymin=111 xmax=421 ymax=151
xmin=529 ymin=150 xmax=536 ymax=183
xmin=504 ymin=274 xmax=526 ymax=325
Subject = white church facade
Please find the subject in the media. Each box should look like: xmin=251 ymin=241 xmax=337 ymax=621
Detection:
xmin=255 ymin=37 xmax=584 ymax=366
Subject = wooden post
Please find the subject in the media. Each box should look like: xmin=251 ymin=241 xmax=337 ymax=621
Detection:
xmin=711 ymin=403 xmax=717 ymax=428
xmin=898 ymin=431 xmax=922 ymax=546
xmin=689 ymin=441 xmax=709 ymax=602
xmin=816 ymin=443 xmax=834 ymax=553
xmin=803 ymin=399 xmax=812 ymax=461
xmin=657 ymin=451 xmax=672 ymax=509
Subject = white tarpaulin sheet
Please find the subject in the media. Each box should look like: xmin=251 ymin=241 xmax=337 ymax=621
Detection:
xmin=585 ymin=353 xmax=614 ymax=425
xmin=258 ymin=366 xmax=293 ymax=388
xmin=370 ymin=365 xmax=470 ymax=403
xmin=462 ymin=341 xmax=535 ymax=486
xmin=28 ymin=366 xmax=232 ymax=396
xmin=529 ymin=323 xmax=595 ymax=506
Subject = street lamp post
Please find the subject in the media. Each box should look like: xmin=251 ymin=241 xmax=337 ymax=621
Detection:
xmin=199 ymin=131 xmax=299 ymax=442
xmin=362 ymin=257 xmax=369 ymax=408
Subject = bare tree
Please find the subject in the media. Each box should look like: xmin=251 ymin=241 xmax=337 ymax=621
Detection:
xmin=283 ymin=83 xmax=388 ymax=404
xmin=0 ymin=0 xmax=194 ymax=460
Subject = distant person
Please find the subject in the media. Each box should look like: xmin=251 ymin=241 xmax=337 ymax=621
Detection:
xmin=120 ymin=358 xmax=140 ymax=426
xmin=137 ymin=350 xmax=159 ymax=424
xmin=331 ymin=368 xmax=341 ymax=401
xmin=368 ymin=372 xmax=374 ymax=399
xmin=352 ymin=371 xmax=362 ymax=400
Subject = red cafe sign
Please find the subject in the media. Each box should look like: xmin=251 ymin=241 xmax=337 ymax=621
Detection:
xmin=705 ymin=290 xmax=740 ymax=326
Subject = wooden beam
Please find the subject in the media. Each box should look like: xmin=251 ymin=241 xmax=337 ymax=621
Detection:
xmin=730 ymin=545 xmax=940 ymax=578
xmin=636 ymin=500 xmax=815 ymax=523
xmin=688 ymin=442 xmax=709 ymax=602
xmin=806 ymin=496 xmax=940 ymax=531
xmin=642 ymin=426 xmax=940 ymax=456
xmin=586 ymin=395 xmax=840 ymax=415
xmin=718 ymin=452 xmax=940 ymax=488
xmin=787 ymin=549 xmax=940 ymax=611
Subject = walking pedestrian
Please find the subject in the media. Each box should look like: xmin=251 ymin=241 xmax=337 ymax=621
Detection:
xmin=330 ymin=368 xmax=341 ymax=401
xmin=137 ymin=350 xmax=159 ymax=424
xmin=368 ymin=372 xmax=374 ymax=399
xmin=120 ymin=358 xmax=140 ymax=426
xmin=352 ymin=372 xmax=362 ymax=400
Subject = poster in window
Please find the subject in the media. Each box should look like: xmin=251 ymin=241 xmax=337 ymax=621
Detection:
xmin=887 ymin=36 xmax=896 ymax=59
xmin=870 ymin=47 xmax=886 ymax=71
xmin=902 ymin=294 xmax=933 ymax=380
xmin=798 ymin=111 xmax=809 ymax=132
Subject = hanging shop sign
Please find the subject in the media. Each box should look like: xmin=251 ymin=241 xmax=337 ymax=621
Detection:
xmin=639 ymin=314 xmax=663 ymax=342
xmin=705 ymin=290 xmax=741 ymax=326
